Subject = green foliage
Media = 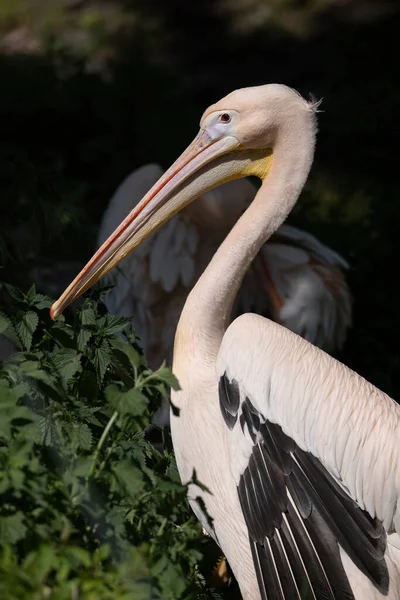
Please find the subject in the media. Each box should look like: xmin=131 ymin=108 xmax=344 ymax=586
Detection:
xmin=0 ymin=2 xmax=399 ymax=596
xmin=0 ymin=286 xmax=231 ymax=599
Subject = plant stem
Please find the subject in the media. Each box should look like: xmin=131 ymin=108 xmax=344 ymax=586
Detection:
xmin=90 ymin=411 xmax=118 ymax=476
xmin=136 ymin=373 xmax=157 ymax=389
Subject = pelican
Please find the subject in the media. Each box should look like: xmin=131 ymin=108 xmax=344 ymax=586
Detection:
xmin=98 ymin=164 xmax=352 ymax=371
xmin=51 ymin=84 xmax=400 ymax=599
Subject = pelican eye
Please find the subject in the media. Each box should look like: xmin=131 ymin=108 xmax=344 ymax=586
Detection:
xmin=220 ymin=113 xmax=231 ymax=123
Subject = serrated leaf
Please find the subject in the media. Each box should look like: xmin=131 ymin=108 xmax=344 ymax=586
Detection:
xmin=72 ymin=423 xmax=92 ymax=450
xmin=19 ymin=360 xmax=59 ymax=392
xmin=39 ymin=415 xmax=56 ymax=446
xmin=0 ymin=312 xmax=12 ymax=336
xmin=74 ymin=401 xmax=102 ymax=426
xmin=50 ymin=321 xmax=74 ymax=346
xmin=11 ymin=381 xmax=32 ymax=400
xmin=165 ymin=456 xmax=181 ymax=484
xmin=80 ymin=306 xmax=97 ymax=326
xmin=33 ymin=294 xmax=53 ymax=310
xmin=17 ymin=311 xmax=39 ymax=350
xmin=90 ymin=284 xmax=115 ymax=302
xmin=105 ymin=385 xmax=147 ymax=416
xmin=112 ymin=460 xmax=145 ymax=499
xmin=155 ymin=475 xmax=184 ymax=493
xmin=106 ymin=505 xmax=127 ymax=542
xmin=0 ymin=312 xmax=20 ymax=349
xmin=22 ymin=421 xmax=42 ymax=443
xmin=77 ymin=305 xmax=97 ymax=351
xmin=99 ymin=315 xmax=130 ymax=337
xmin=92 ymin=342 xmax=112 ymax=382
xmin=24 ymin=284 xmax=37 ymax=303
xmin=109 ymin=349 xmax=135 ymax=388
xmin=77 ymin=325 xmax=93 ymax=352
xmin=52 ymin=348 xmax=82 ymax=385
xmin=0 ymin=512 xmax=27 ymax=544
xmin=154 ymin=364 xmax=181 ymax=391
xmin=118 ymin=341 xmax=141 ymax=368
xmin=4 ymin=284 xmax=24 ymax=302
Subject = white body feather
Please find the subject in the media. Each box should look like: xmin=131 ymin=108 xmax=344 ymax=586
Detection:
xmin=171 ymin=314 xmax=400 ymax=599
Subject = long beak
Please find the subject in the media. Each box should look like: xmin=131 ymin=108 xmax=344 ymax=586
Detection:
xmin=50 ymin=129 xmax=242 ymax=318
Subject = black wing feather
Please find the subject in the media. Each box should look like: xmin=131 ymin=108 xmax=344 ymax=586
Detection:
xmin=219 ymin=373 xmax=389 ymax=600
xmin=219 ymin=374 xmax=240 ymax=429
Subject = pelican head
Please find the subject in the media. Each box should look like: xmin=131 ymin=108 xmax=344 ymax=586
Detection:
xmin=51 ymin=84 xmax=315 ymax=318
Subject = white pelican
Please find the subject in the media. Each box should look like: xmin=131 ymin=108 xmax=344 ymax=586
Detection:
xmin=98 ymin=164 xmax=352 ymax=370
xmin=51 ymin=84 xmax=400 ymax=599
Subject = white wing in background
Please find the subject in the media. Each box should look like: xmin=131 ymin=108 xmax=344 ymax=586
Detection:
xmin=237 ymin=224 xmax=352 ymax=353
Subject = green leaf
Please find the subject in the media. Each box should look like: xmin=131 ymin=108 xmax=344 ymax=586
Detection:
xmin=156 ymin=560 xmax=186 ymax=598
xmin=155 ymin=475 xmax=184 ymax=493
xmin=24 ymin=284 xmax=37 ymax=303
xmin=52 ymin=348 xmax=82 ymax=385
xmin=0 ymin=513 xmax=27 ymax=544
xmin=74 ymin=401 xmax=102 ymax=426
xmin=0 ymin=312 xmax=12 ymax=336
xmin=99 ymin=315 xmax=130 ymax=337
xmin=105 ymin=385 xmax=148 ymax=416
xmin=0 ymin=283 xmax=211 ymax=596
xmin=154 ymin=363 xmax=181 ymax=391
xmin=112 ymin=460 xmax=145 ymax=499
xmin=0 ymin=312 xmax=20 ymax=349
xmin=62 ymin=546 xmax=91 ymax=569
xmin=22 ymin=544 xmax=57 ymax=585
xmin=33 ymin=294 xmax=53 ymax=310
xmin=19 ymin=360 xmax=58 ymax=391
xmin=91 ymin=284 xmax=115 ymax=303
xmin=72 ymin=423 xmax=92 ymax=450
xmin=0 ymin=417 xmax=12 ymax=440
xmin=77 ymin=306 xmax=97 ymax=351
xmin=17 ymin=311 xmax=39 ymax=350
xmin=11 ymin=382 xmax=32 ymax=400
xmin=50 ymin=321 xmax=74 ymax=346
xmin=4 ymin=284 xmax=24 ymax=302
xmin=71 ymin=456 xmax=93 ymax=478
xmin=80 ymin=305 xmax=97 ymax=325
xmin=118 ymin=341 xmax=141 ymax=368
xmin=93 ymin=342 xmax=112 ymax=382
xmin=165 ymin=456 xmax=181 ymax=484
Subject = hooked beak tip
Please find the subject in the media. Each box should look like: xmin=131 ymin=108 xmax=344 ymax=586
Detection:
xmin=50 ymin=304 xmax=58 ymax=320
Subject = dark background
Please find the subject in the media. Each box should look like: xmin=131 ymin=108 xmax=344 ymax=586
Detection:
xmin=0 ymin=0 xmax=399 ymax=397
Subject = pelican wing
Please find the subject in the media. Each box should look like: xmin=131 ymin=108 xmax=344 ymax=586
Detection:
xmin=217 ymin=314 xmax=400 ymax=599
xmin=237 ymin=224 xmax=352 ymax=353
xmin=270 ymin=224 xmax=349 ymax=268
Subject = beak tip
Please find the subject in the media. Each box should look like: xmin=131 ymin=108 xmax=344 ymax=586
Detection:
xmin=49 ymin=304 xmax=59 ymax=320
